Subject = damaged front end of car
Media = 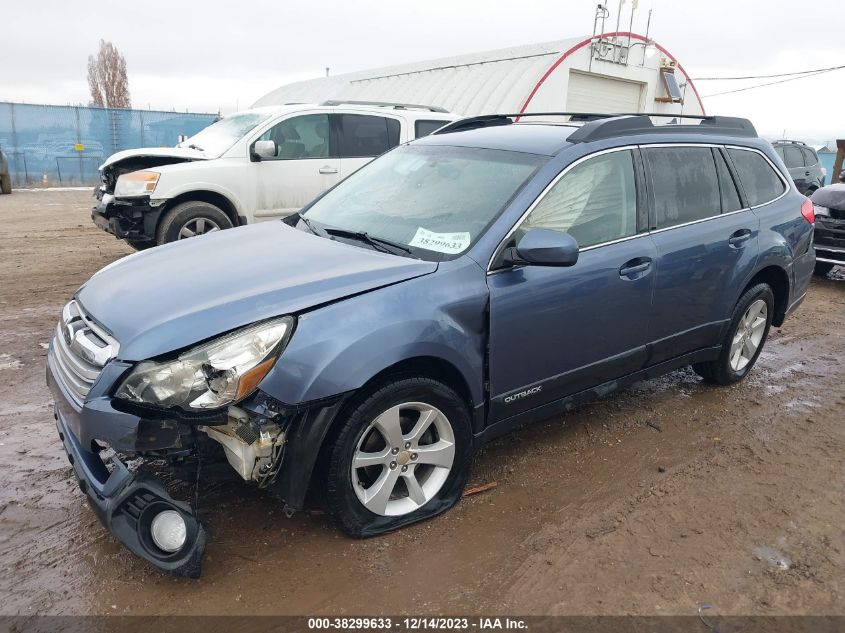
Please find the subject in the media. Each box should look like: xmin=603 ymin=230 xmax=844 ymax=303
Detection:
xmin=92 ymin=151 xmax=201 ymax=242
xmin=45 ymin=302 xmax=335 ymax=578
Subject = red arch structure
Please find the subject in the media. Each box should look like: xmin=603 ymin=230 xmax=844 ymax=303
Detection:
xmin=518 ymin=31 xmax=705 ymax=116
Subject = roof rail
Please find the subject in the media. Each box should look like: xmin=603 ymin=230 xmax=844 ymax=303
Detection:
xmin=431 ymin=112 xmax=758 ymax=142
xmin=567 ymin=115 xmax=757 ymax=142
xmin=320 ymin=100 xmax=449 ymax=113
xmin=772 ymin=139 xmax=809 ymax=146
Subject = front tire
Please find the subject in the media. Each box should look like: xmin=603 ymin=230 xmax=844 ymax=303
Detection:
xmin=693 ymin=283 xmax=773 ymax=385
xmin=0 ymin=174 xmax=11 ymax=194
xmin=156 ymin=201 xmax=233 ymax=245
xmin=323 ymin=376 xmax=472 ymax=537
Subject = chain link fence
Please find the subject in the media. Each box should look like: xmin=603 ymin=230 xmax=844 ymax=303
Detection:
xmin=0 ymin=102 xmax=217 ymax=187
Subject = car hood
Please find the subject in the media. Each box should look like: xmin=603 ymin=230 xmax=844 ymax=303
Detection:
xmin=100 ymin=146 xmax=207 ymax=170
xmin=77 ymin=223 xmax=437 ymax=360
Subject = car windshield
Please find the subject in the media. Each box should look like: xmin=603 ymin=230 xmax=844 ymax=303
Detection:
xmin=301 ymin=145 xmax=545 ymax=261
xmin=179 ymin=112 xmax=271 ymax=158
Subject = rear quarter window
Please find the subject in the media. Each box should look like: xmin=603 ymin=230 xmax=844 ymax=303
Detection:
xmin=727 ymin=149 xmax=787 ymax=207
xmin=414 ymin=120 xmax=448 ymax=138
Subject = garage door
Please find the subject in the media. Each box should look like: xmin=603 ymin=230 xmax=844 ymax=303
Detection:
xmin=566 ymin=71 xmax=643 ymax=114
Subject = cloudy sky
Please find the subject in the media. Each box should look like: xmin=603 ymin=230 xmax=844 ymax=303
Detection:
xmin=3 ymin=0 xmax=843 ymax=141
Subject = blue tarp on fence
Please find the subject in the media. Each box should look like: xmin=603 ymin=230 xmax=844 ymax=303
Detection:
xmin=0 ymin=102 xmax=217 ymax=187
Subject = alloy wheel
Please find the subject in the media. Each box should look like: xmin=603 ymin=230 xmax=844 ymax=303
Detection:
xmin=729 ymin=299 xmax=768 ymax=372
xmin=351 ymin=401 xmax=455 ymax=516
xmin=178 ymin=217 xmax=221 ymax=239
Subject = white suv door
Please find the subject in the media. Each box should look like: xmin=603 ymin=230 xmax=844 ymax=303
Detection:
xmin=251 ymin=113 xmax=341 ymax=221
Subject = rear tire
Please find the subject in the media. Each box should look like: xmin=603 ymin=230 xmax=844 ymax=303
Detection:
xmin=156 ymin=201 xmax=232 ymax=245
xmin=692 ymin=283 xmax=774 ymax=385
xmin=322 ymin=376 xmax=472 ymax=538
xmin=0 ymin=174 xmax=11 ymax=194
xmin=814 ymin=261 xmax=834 ymax=277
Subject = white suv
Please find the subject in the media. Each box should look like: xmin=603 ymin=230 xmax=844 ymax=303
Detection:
xmin=92 ymin=101 xmax=456 ymax=247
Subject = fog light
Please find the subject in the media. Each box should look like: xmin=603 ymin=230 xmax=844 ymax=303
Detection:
xmin=150 ymin=510 xmax=187 ymax=553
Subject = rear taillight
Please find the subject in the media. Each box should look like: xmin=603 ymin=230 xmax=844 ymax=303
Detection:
xmin=801 ymin=198 xmax=815 ymax=224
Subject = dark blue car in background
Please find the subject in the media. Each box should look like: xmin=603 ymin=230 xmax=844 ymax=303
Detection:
xmin=46 ymin=113 xmax=816 ymax=577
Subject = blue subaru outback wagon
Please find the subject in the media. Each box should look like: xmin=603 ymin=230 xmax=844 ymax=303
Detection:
xmin=47 ymin=113 xmax=815 ymax=576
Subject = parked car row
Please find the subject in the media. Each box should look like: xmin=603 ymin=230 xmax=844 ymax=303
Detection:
xmin=91 ymin=101 xmax=455 ymax=248
xmin=50 ymin=111 xmax=816 ymax=577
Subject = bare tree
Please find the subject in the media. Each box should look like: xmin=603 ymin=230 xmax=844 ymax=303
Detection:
xmin=87 ymin=40 xmax=131 ymax=108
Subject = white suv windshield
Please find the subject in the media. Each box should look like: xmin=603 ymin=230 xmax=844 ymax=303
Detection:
xmin=180 ymin=112 xmax=271 ymax=158
xmin=301 ymin=145 xmax=544 ymax=261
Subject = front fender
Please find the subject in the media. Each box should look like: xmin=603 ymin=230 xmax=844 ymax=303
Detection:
xmin=259 ymin=258 xmax=489 ymax=408
xmin=153 ymin=162 xmax=247 ymax=216
xmin=260 ymin=259 xmax=489 ymax=511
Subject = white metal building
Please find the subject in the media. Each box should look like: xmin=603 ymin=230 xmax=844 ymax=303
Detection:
xmin=254 ymin=32 xmax=705 ymax=118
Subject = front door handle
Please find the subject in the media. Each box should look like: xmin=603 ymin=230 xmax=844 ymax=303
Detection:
xmin=729 ymin=228 xmax=752 ymax=247
xmin=805 ymin=171 xmax=811 ymax=177
xmin=319 ymin=166 xmax=338 ymax=174
xmin=619 ymin=257 xmax=652 ymax=279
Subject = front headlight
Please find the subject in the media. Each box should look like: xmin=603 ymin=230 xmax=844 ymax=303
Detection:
xmin=115 ymin=317 xmax=293 ymax=410
xmin=114 ymin=170 xmax=160 ymax=197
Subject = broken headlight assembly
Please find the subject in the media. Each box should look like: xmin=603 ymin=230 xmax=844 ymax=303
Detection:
xmin=115 ymin=317 xmax=293 ymax=411
xmin=114 ymin=170 xmax=160 ymax=197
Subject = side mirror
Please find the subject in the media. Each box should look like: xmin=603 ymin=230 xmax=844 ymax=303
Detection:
xmin=252 ymin=140 xmax=277 ymax=161
xmin=505 ymin=228 xmax=579 ymax=267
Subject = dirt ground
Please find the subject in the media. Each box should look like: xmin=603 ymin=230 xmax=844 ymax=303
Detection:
xmin=0 ymin=189 xmax=843 ymax=617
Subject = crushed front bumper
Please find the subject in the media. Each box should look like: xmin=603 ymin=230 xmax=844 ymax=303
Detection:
xmin=54 ymin=409 xmax=207 ymax=577
xmin=47 ymin=356 xmax=208 ymax=578
xmin=92 ymin=190 xmax=162 ymax=242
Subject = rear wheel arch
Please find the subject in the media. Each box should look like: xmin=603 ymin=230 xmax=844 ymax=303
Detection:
xmin=741 ymin=265 xmax=790 ymax=326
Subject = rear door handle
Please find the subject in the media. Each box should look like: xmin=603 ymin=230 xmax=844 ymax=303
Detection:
xmin=805 ymin=171 xmax=811 ymax=176
xmin=319 ymin=166 xmax=338 ymax=174
xmin=729 ymin=228 xmax=752 ymax=247
xmin=619 ymin=257 xmax=652 ymax=279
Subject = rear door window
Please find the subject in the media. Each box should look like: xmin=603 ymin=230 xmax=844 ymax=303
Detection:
xmin=338 ymin=114 xmax=400 ymax=158
xmin=414 ymin=120 xmax=447 ymax=138
xmin=727 ymin=149 xmax=787 ymax=207
xmin=714 ymin=149 xmax=743 ymax=213
xmin=643 ymin=147 xmax=721 ymax=229
xmin=783 ymin=146 xmax=805 ymax=169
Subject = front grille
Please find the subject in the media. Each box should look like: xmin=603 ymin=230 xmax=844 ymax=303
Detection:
xmin=51 ymin=300 xmax=119 ymax=405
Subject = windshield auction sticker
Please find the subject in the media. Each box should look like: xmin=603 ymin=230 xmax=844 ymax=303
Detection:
xmin=408 ymin=227 xmax=471 ymax=254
